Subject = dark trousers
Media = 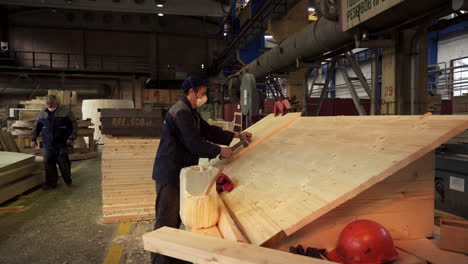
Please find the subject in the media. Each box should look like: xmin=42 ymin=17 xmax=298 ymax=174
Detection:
xmin=43 ymin=147 xmax=72 ymax=187
xmin=151 ymin=183 xmax=189 ymax=264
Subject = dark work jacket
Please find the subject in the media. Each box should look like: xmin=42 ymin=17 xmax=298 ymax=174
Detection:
xmin=152 ymin=97 xmax=234 ymax=185
xmin=31 ymin=105 xmax=77 ymax=149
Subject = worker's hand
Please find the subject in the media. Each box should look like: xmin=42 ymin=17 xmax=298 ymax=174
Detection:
xmin=67 ymin=139 xmax=74 ymax=146
xmin=30 ymin=141 xmax=37 ymax=148
xmin=220 ymin=147 xmax=233 ymax=159
xmin=239 ymin=131 xmax=252 ymax=142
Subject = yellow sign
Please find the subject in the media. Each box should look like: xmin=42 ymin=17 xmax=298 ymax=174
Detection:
xmin=340 ymin=0 xmax=405 ymax=31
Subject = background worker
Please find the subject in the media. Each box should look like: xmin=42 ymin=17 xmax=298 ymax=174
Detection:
xmin=31 ymin=94 xmax=77 ymax=189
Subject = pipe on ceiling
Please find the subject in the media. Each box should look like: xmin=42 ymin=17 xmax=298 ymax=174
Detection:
xmin=243 ymin=0 xmax=451 ymax=80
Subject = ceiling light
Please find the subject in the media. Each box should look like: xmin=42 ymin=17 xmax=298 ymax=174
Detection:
xmin=157 ymin=4 xmax=163 ymax=7
xmin=158 ymin=13 xmax=164 ymax=16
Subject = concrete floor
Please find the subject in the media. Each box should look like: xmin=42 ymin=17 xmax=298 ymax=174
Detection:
xmin=0 ymin=153 xmax=154 ymax=264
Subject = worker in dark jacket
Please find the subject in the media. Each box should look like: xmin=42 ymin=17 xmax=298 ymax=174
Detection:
xmin=31 ymin=94 xmax=77 ymax=189
xmin=151 ymin=77 xmax=252 ymax=264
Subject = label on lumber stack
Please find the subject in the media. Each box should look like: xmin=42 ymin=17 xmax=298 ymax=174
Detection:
xmin=101 ymin=137 xmax=160 ymax=223
xmin=100 ymin=109 xmax=163 ymax=137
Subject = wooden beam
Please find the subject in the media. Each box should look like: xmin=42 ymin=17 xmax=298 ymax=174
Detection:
xmin=217 ymin=195 xmax=249 ymax=243
xmin=143 ymin=227 xmax=334 ymax=264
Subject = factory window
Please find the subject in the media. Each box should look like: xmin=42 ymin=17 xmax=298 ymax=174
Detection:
xmin=452 ymin=56 xmax=468 ymax=96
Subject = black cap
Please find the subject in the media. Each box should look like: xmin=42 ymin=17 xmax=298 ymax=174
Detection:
xmin=182 ymin=76 xmax=207 ymax=93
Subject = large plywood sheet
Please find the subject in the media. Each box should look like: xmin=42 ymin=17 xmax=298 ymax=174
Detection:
xmin=218 ymin=114 xmax=468 ymax=245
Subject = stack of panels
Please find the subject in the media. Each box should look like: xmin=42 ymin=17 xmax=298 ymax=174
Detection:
xmin=453 ymin=95 xmax=468 ymax=114
xmin=0 ymin=152 xmax=43 ymax=204
xmin=427 ymin=94 xmax=441 ymax=114
xmin=101 ymin=137 xmax=160 ymax=223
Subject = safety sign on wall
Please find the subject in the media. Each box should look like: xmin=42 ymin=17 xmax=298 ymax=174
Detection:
xmin=340 ymin=0 xmax=405 ymax=31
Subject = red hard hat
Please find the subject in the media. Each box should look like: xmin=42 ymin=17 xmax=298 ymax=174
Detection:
xmin=327 ymin=220 xmax=398 ymax=264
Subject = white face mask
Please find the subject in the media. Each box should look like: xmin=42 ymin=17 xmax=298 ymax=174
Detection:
xmin=48 ymin=107 xmax=57 ymax=112
xmin=196 ymin=95 xmax=208 ymax=108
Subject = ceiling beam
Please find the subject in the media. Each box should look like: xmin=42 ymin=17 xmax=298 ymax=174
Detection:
xmin=0 ymin=0 xmax=228 ymax=17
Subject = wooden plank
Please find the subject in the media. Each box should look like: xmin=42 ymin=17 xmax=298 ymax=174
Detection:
xmin=0 ymin=152 xmax=35 ymax=173
xmin=217 ymin=115 xmax=468 ymax=246
xmin=0 ymin=162 xmax=38 ymax=186
xmin=396 ymin=239 xmax=468 ymax=264
xmin=191 ymin=226 xmax=223 ymax=239
xmin=217 ymin=195 xmax=249 ymax=243
xmin=0 ymin=129 xmax=20 ymax=152
xmin=143 ymin=227 xmax=334 ymax=264
xmin=0 ymin=172 xmax=43 ymax=204
xmin=440 ymin=218 xmax=468 ymax=254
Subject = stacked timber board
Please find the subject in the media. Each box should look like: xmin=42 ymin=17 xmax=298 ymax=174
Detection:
xmin=0 ymin=152 xmax=43 ymax=204
xmin=101 ymin=137 xmax=160 ymax=223
xmin=199 ymin=113 xmax=468 ymax=249
xmin=453 ymin=95 xmax=468 ymax=114
xmin=427 ymin=94 xmax=441 ymax=114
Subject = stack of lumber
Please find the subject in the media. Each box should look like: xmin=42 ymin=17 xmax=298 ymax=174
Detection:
xmin=143 ymin=89 xmax=184 ymax=105
xmin=453 ymin=95 xmax=468 ymax=114
xmin=101 ymin=136 xmax=160 ymax=223
xmin=427 ymin=94 xmax=441 ymax=114
xmin=0 ymin=128 xmax=19 ymax=152
xmin=0 ymin=152 xmax=43 ymax=204
xmin=207 ymin=119 xmax=235 ymax=132
xmin=0 ymin=106 xmax=9 ymax=120
xmin=18 ymin=91 xmax=82 ymax=121
xmin=9 ymin=119 xmax=97 ymax=160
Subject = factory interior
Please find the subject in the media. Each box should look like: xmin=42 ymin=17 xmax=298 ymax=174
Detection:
xmin=1 ymin=0 xmax=468 ymax=263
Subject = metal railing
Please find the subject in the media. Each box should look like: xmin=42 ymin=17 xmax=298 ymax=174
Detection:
xmin=428 ymin=58 xmax=468 ymax=99
xmin=13 ymin=51 xmax=151 ymax=72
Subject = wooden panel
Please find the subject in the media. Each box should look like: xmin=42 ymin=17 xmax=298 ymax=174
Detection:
xmin=396 ymin=239 xmax=468 ymax=264
xmin=217 ymin=115 xmax=468 ymax=246
xmin=0 ymin=129 xmax=20 ymax=152
xmin=143 ymin=227 xmax=334 ymax=264
xmin=0 ymin=162 xmax=38 ymax=186
xmin=0 ymin=152 xmax=35 ymax=173
xmin=272 ymin=152 xmax=434 ymax=250
xmin=0 ymin=172 xmax=43 ymax=204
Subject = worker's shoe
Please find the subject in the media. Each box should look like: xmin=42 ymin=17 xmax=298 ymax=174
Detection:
xmin=64 ymin=179 xmax=73 ymax=186
xmin=42 ymin=184 xmax=57 ymax=190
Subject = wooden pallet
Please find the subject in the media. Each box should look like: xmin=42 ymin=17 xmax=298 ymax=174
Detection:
xmin=101 ymin=136 xmax=159 ymax=223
